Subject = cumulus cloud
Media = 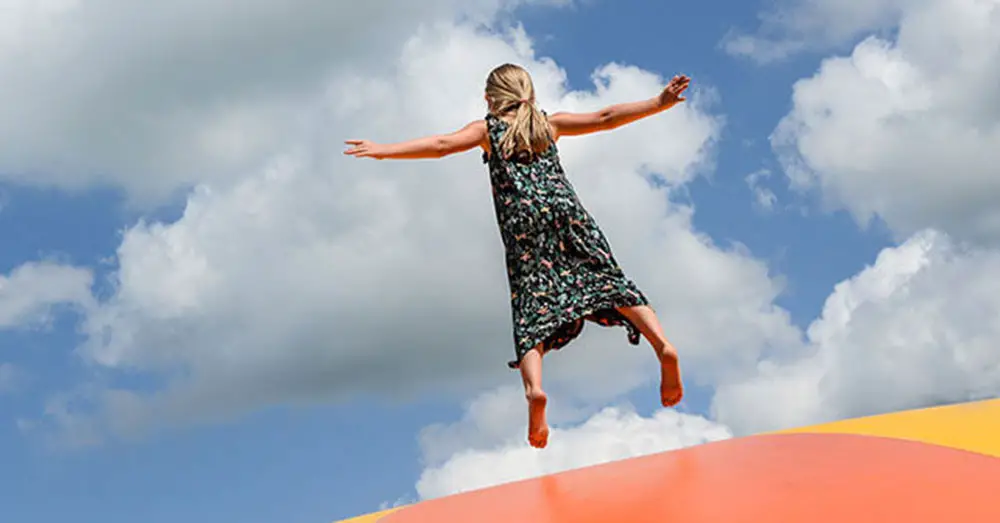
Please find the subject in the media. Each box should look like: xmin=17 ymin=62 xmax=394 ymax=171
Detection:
xmin=0 ymin=0 xmax=560 ymax=205
xmin=703 ymin=0 xmax=1000 ymax=439
xmin=414 ymin=386 xmax=732 ymax=499
xmin=771 ymin=0 xmax=1000 ymax=244
xmin=713 ymin=230 xmax=1000 ymax=435
xmin=6 ymin=2 xmax=805 ymax=445
xmin=0 ymin=262 xmax=94 ymax=329
xmin=723 ymin=0 xmax=916 ymax=62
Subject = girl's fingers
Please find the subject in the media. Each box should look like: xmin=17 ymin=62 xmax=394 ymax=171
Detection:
xmin=344 ymin=139 xmax=367 ymax=156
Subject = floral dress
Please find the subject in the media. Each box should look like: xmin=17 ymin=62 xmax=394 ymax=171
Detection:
xmin=482 ymin=113 xmax=649 ymax=369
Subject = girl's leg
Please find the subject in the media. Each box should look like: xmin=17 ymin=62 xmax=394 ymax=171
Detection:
xmin=616 ymin=305 xmax=684 ymax=407
xmin=519 ymin=343 xmax=549 ymax=448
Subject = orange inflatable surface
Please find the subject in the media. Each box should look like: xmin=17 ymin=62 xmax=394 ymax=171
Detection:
xmin=337 ymin=398 xmax=1000 ymax=523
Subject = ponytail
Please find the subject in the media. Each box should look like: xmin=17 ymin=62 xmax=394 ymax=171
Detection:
xmin=497 ymin=100 xmax=553 ymax=160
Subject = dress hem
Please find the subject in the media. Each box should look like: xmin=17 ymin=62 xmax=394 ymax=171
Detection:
xmin=506 ymin=291 xmax=650 ymax=370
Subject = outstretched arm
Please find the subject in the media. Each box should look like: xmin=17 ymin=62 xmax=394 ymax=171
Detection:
xmin=548 ymin=74 xmax=690 ymax=139
xmin=344 ymin=120 xmax=488 ymax=160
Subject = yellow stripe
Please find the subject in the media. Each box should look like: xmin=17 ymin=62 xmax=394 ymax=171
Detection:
xmin=334 ymin=507 xmax=401 ymax=523
xmin=775 ymin=398 xmax=1000 ymax=457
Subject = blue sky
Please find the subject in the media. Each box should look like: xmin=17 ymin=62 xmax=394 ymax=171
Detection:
xmin=3 ymin=0 xmax=998 ymax=522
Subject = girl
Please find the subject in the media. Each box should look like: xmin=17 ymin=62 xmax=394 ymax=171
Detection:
xmin=345 ymin=63 xmax=688 ymax=449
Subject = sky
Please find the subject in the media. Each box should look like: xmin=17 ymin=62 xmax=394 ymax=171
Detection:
xmin=1 ymin=0 xmax=999 ymax=521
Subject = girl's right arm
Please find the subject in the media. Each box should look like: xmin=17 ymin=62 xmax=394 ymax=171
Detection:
xmin=548 ymin=74 xmax=690 ymax=139
xmin=344 ymin=121 xmax=488 ymax=160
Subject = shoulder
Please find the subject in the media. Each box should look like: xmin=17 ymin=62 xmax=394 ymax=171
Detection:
xmin=469 ymin=119 xmax=488 ymax=140
xmin=461 ymin=119 xmax=488 ymax=131
xmin=545 ymin=111 xmax=569 ymax=126
xmin=463 ymin=119 xmax=490 ymax=140
xmin=459 ymin=119 xmax=490 ymax=153
xmin=451 ymin=119 xmax=488 ymax=141
xmin=543 ymin=111 xmax=568 ymax=139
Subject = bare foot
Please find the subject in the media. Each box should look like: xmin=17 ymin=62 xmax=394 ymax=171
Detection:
xmin=659 ymin=349 xmax=683 ymax=407
xmin=526 ymin=389 xmax=550 ymax=448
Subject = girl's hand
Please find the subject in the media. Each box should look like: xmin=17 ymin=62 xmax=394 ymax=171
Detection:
xmin=658 ymin=75 xmax=690 ymax=106
xmin=344 ymin=139 xmax=385 ymax=159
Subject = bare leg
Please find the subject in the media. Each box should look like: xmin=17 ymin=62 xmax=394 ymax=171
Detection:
xmin=519 ymin=343 xmax=549 ymax=448
xmin=616 ymin=304 xmax=684 ymax=407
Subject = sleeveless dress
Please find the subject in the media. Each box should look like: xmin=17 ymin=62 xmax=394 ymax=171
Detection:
xmin=481 ymin=112 xmax=650 ymax=369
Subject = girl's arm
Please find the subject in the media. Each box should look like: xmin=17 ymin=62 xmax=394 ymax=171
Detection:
xmin=344 ymin=120 xmax=488 ymax=160
xmin=548 ymin=74 xmax=690 ymax=139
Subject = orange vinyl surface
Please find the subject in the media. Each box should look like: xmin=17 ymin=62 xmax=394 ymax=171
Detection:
xmin=378 ymin=432 xmax=1000 ymax=523
xmin=335 ymin=399 xmax=1000 ymax=522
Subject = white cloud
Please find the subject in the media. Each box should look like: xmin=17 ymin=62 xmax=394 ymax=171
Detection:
xmin=771 ymin=0 xmax=1000 ymax=244
xmin=0 ymin=262 xmax=94 ymax=329
xmin=723 ymin=0 xmax=917 ymax=62
xmin=712 ymin=230 xmax=1000 ymax=435
xmin=746 ymin=169 xmax=778 ymax=212
xmin=0 ymin=0 xmax=561 ymax=206
xmin=12 ymin=11 xmax=807 ymax=443
xmin=417 ymin=385 xmax=612 ymax=467
xmin=414 ymin=386 xmax=732 ymax=500
xmin=708 ymin=2 xmax=1000 ymax=436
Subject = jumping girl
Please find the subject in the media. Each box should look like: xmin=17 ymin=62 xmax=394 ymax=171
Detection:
xmin=345 ymin=63 xmax=688 ymax=448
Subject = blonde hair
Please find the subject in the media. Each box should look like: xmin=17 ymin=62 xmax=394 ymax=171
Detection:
xmin=485 ymin=63 xmax=554 ymax=160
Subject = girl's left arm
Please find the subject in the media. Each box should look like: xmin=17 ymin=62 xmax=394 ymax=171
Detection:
xmin=344 ymin=121 xmax=488 ymax=160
